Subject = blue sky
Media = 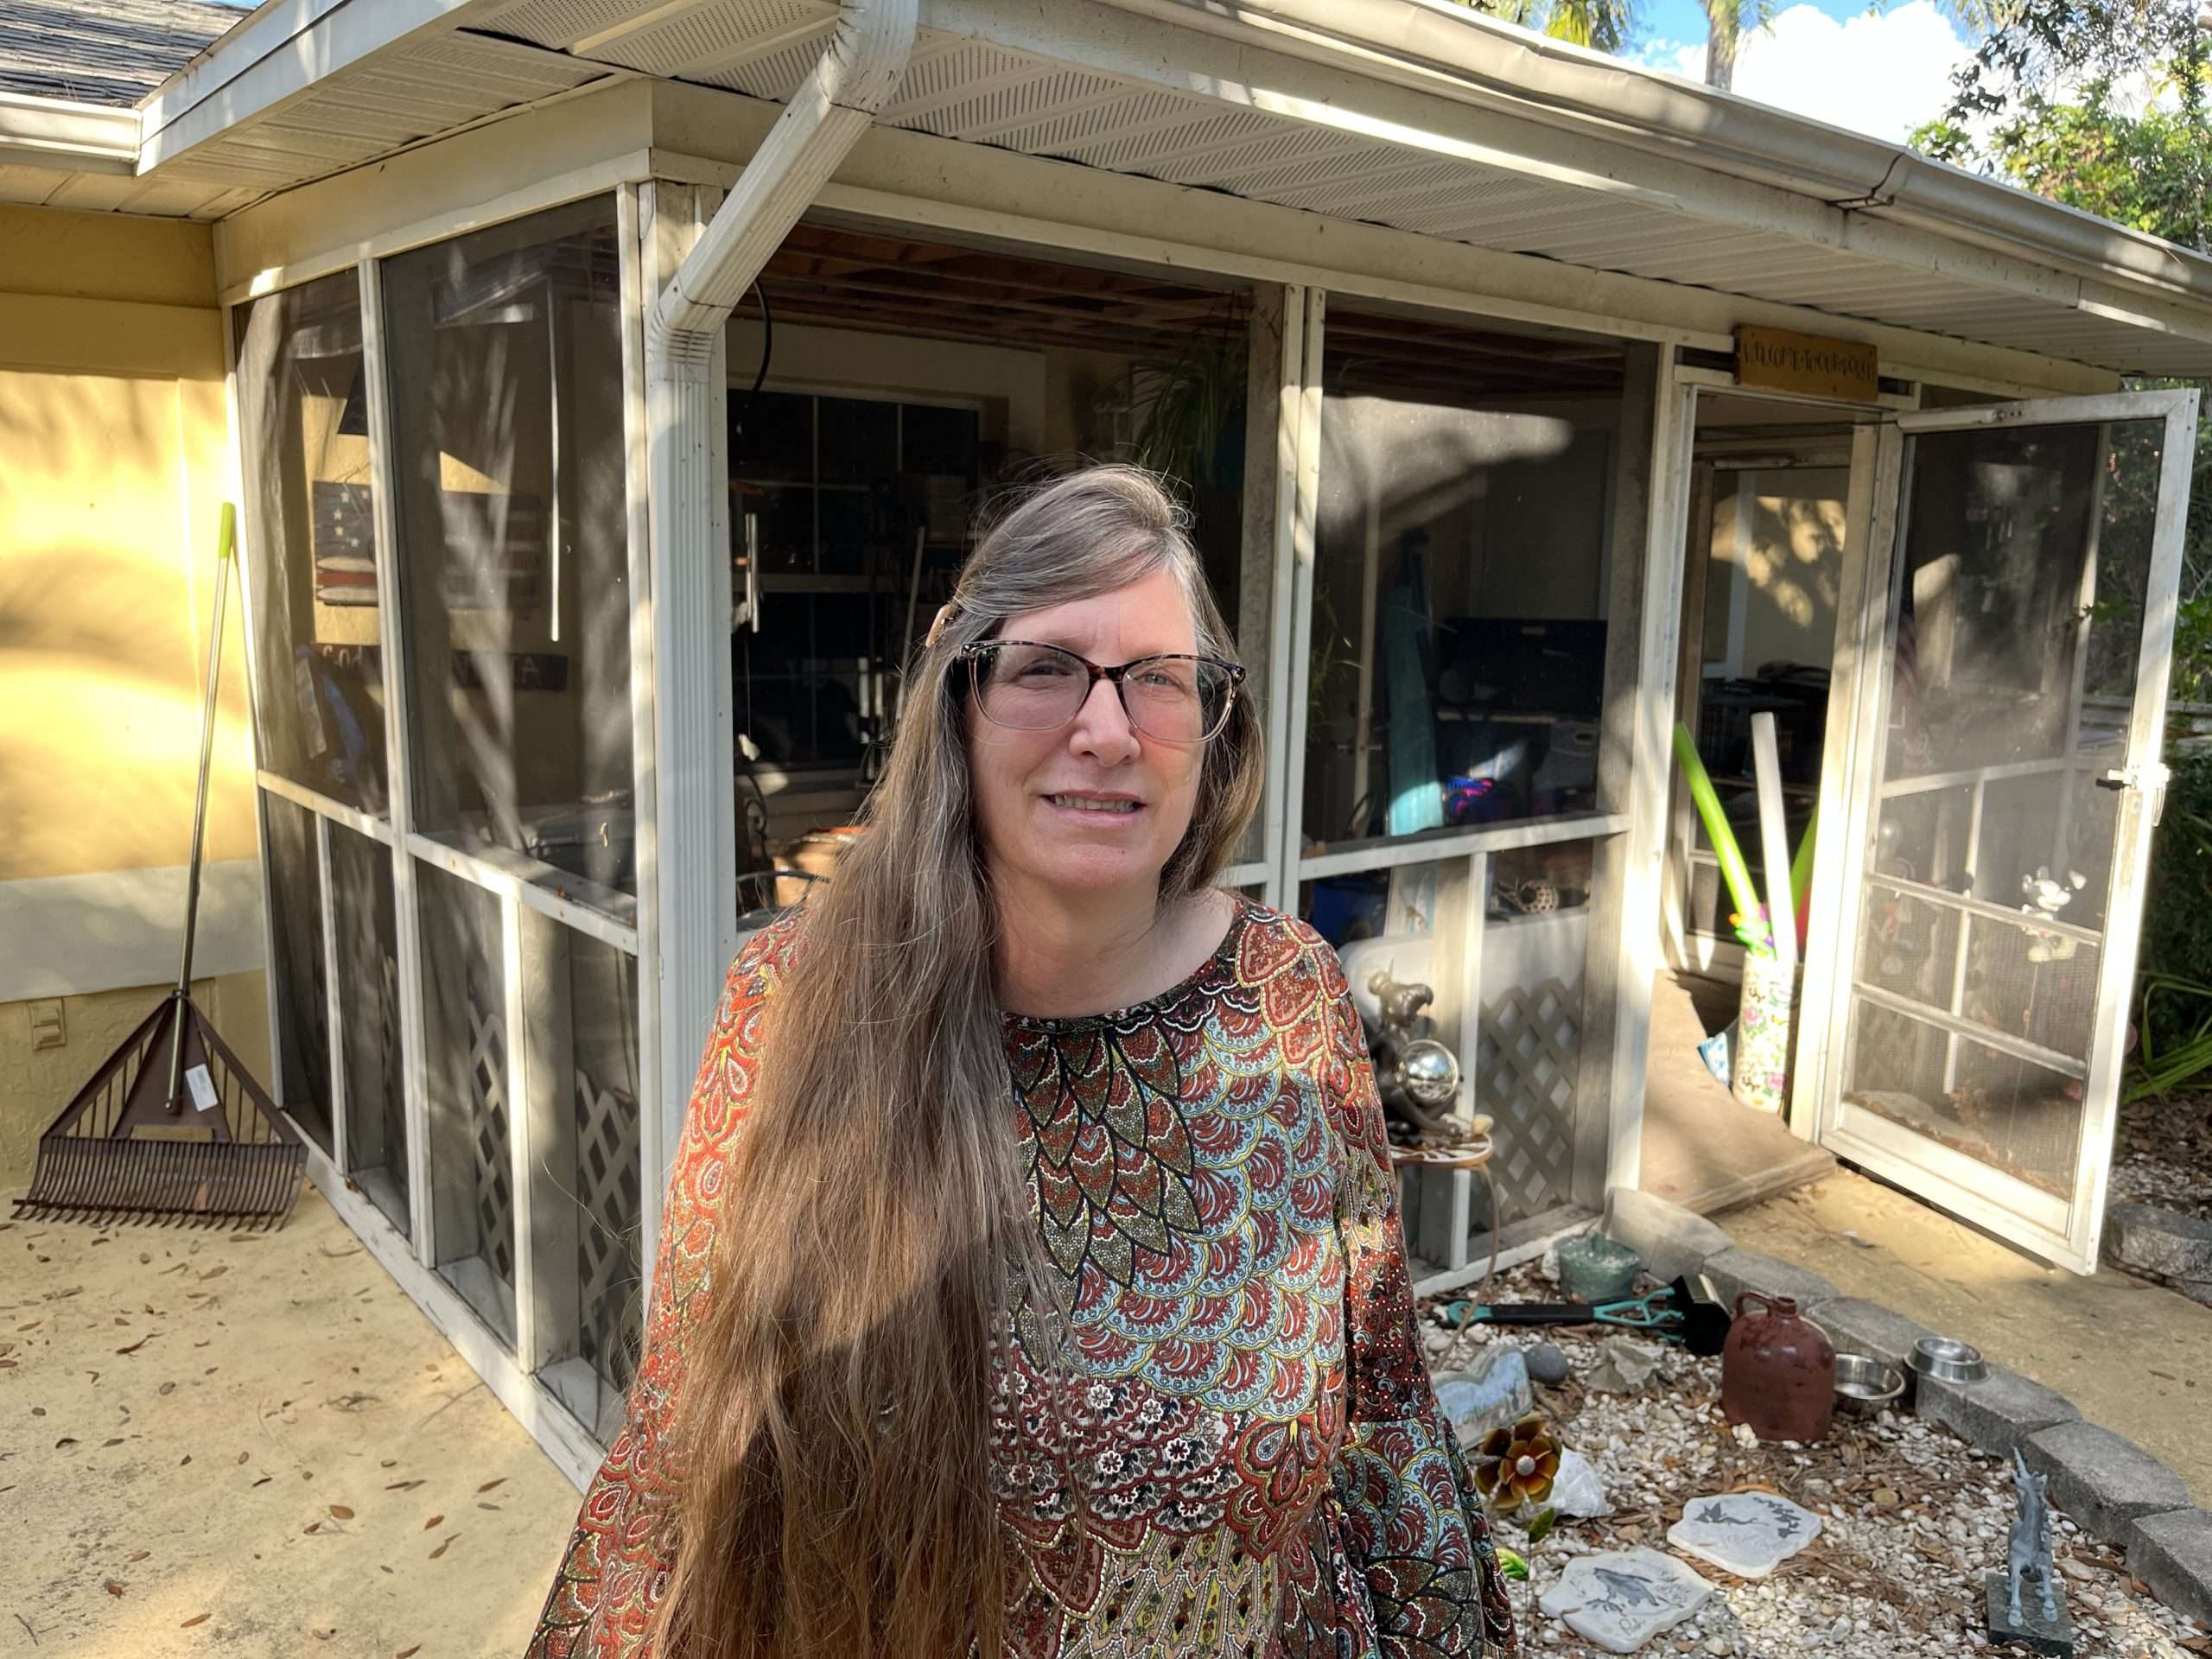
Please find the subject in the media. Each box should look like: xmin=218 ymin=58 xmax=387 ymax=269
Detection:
xmin=1623 ymin=0 xmax=1974 ymax=140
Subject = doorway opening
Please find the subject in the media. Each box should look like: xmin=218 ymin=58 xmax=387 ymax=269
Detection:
xmin=1643 ymin=388 xmax=1865 ymax=1214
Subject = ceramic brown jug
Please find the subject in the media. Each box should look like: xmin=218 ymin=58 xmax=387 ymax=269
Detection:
xmin=1720 ymin=1292 xmax=1835 ymax=1441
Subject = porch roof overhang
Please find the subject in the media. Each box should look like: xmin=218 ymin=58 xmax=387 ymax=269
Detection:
xmin=121 ymin=0 xmax=2212 ymax=378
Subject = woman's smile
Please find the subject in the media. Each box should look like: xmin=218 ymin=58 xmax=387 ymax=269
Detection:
xmin=1043 ymin=790 xmax=1144 ymax=818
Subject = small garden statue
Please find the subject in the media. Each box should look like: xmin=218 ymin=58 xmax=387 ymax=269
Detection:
xmin=1363 ymin=969 xmax=1465 ymax=1142
xmin=1986 ymin=1447 xmax=2072 ymax=1655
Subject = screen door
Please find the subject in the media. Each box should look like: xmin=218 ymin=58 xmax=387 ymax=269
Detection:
xmin=1806 ymin=391 xmax=2197 ymax=1272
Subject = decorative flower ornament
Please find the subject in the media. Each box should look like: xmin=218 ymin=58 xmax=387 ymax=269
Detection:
xmin=1474 ymin=1412 xmax=1560 ymax=1512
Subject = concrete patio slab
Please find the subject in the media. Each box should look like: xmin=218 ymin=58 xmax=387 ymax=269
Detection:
xmin=2 ymin=1182 xmax=577 ymax=1657
xmin=1637 ymin=971 xmax=1834 ymax=1216
xmin=1721 ymin=1169 xmax=2212 ymax=1500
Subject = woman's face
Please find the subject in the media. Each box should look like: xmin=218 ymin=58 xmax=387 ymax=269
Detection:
xmin=966 ymin=565 xmax=1210 ymax=904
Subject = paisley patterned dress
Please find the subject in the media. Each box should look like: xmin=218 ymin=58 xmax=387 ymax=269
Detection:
xmin=528 ymin=899 xmax=1518 ymax=1658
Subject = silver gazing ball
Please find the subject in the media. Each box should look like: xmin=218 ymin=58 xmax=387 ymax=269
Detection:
xmin=1397 ymin=1039 xmax=1462 ymax=1108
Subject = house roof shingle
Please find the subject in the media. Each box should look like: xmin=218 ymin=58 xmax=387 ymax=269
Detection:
xmin=0 ymin=0 xmax=241 ymax=109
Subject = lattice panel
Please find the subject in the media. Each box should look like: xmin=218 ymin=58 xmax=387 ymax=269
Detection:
xmin=574 ymin=1068 xmax=643 ymax=1395
xmin=467 ymin=984 xmax=516 ymax=1288
xmin=1474 ymin=977 xmax=1583 ymax=1223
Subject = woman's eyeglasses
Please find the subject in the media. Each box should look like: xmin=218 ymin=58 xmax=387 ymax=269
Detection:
xmin=958 ymin=641 xmax=1245 ymax=745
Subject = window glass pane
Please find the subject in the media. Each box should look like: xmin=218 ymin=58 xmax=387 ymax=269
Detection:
xmin=264 ymin=793 xmax=334 ymax=1156
xmin=900 ymin=402 xmax=978 ymax=477
xmin=237 ymin=272 xmax=390 ymax=814
xmin=818 ymin=396 xmax=896 ymax=484
xmin=732 ymin=390 xmax=810 ymax=484
xmin=520 ymin=916 xmax=642 ymax=1442
xmin=329 ymin=823 xmax=407 ymax=1236
xmin=748 ymin=482 xmax=814 ymax=574
xmin=727 ymin=391 xmax=985 ymax=777
xmin=1308 ymin=311 xmax=1621 ymax=847
xmin=384 ymin=200 xmax=634 ymax=906
xmin=416 ymin=861 xmax=515 ymax=1344
xmin=816 ymin=483 xmax=882 ymax=576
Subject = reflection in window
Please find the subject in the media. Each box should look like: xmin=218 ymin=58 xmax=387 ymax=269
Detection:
xmin=1306 ymin=311 xmax=1623 ymax=849
xmin=237 ymin=271 xmax=390 ymax=814
xmin=384 ymin=199 xmax=633 ymax=906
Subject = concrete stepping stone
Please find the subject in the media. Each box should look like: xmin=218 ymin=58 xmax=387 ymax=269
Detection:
xmin=1665 ymin=1491 xmax=1823 ymax=1579
xmin=1432 ymin=1346 xmax=1532 ymax=1447
xmin=1537 ymin=1548 xmax=1714 ymax=1653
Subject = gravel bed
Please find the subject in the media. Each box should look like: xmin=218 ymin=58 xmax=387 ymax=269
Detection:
xmin=1421 ymin=1265 xmax=2211 ymax=1658
xmin=2111 ymin=1090 xmax=2212 ymax=1222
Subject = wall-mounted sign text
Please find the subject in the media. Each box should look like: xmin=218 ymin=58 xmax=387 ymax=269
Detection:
xmin=1733 ymin=326 xmax=1879 ymax=402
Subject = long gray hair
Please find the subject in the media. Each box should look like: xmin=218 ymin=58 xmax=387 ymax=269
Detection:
xmin=650 ymin=465 xmax=1265 ymax=1658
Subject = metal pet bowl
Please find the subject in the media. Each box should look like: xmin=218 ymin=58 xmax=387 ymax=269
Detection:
xmin=1910 ymin=1336 xmax=1988 ymax=1384
xmin=1833 ymin=1351 xmax=1906 ymax=1414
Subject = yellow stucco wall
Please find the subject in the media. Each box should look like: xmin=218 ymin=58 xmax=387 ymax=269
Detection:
xmin=0 ymin=204 xmax=268 ymax=1187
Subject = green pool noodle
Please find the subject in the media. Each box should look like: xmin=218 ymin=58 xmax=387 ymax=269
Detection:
xmin=1789 ymin=803 xmax=1819 ymax=949
xmin=1672 ymin=721 xmax=1768 ymax=950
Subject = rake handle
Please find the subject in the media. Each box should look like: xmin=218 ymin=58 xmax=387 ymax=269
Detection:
xmin=167 ymin=505 xmax=236 ymax=1115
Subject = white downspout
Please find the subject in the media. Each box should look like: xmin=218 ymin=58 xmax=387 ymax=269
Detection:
xmin=643 ymin=0 xmax=917 ymax=1181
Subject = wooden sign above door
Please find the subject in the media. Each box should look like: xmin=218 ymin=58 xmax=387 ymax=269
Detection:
xmin=1733 ymin=326 xmax=1880 ymax=402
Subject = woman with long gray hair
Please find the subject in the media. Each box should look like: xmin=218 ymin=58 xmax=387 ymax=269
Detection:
xmin=528 ymin=465 xmax=1517 ymax=1657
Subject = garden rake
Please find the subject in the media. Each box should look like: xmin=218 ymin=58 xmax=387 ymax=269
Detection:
xmin=14 ymin=505 xmax=306 ymax=1230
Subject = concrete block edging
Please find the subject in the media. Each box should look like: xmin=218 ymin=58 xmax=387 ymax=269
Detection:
xmin=1599 ymin=1187 xmax=2212 ymax=1630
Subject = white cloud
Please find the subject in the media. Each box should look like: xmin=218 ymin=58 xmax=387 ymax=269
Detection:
xmin=1637 ymin=2 xmax=1972 ymax=143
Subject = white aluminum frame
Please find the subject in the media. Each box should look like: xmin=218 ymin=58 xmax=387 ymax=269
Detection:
xmin=1795 ymin=389 xmax=2200 ymax=1272
xmin=1273 ymin=286 xmax=1325 ymax=908
xmin=359 ymin=255 xmax=438 ymax=1254
xmin=228 ymin=193 xmax=657 ymax=1488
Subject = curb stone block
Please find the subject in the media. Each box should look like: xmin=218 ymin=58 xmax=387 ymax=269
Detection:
xmin=1603 ymin=1186 xmax=1732 ymax=1285
xmin=1695 ymin=1247 xmax=1839 ymax=1314
xmin=2022 ymin=1421 xmax=2192 ymax=1548
xmin=2128 ymin=1508 xmax=2212 ymax=1629
xmin=1914 ymin=1364 xmax=2077 ymax=1460
xmin=1808 ymin=1298 xmax=1938 ymax=1403
xmin=2104 ymin=1205 xmax=2212 ymax=1281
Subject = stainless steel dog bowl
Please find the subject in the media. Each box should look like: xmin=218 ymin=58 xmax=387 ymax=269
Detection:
xmin=1833 ymin=1351 xmax=1906 ymax=1413
xmin=1910 ymin=1336 xmax=1988 ymax=1383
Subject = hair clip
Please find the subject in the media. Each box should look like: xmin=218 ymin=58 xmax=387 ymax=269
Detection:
xmin=925 ymin=603 xmax=957 ymax=648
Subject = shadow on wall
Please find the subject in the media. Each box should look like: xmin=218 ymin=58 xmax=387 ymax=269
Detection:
xmin=1739 ymin=491 xmax=1844 ymax=650
xmin=0 ymin=367 xmax=257 ymax=884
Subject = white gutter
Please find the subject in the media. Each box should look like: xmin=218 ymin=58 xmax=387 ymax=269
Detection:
xmin=1093 ymin=0 xmax=2212 ymax=311
xmin=0 ymin=91 xmax=138 ymax=175
xmin=640 ymin=0 xmax=916 ymax=1151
